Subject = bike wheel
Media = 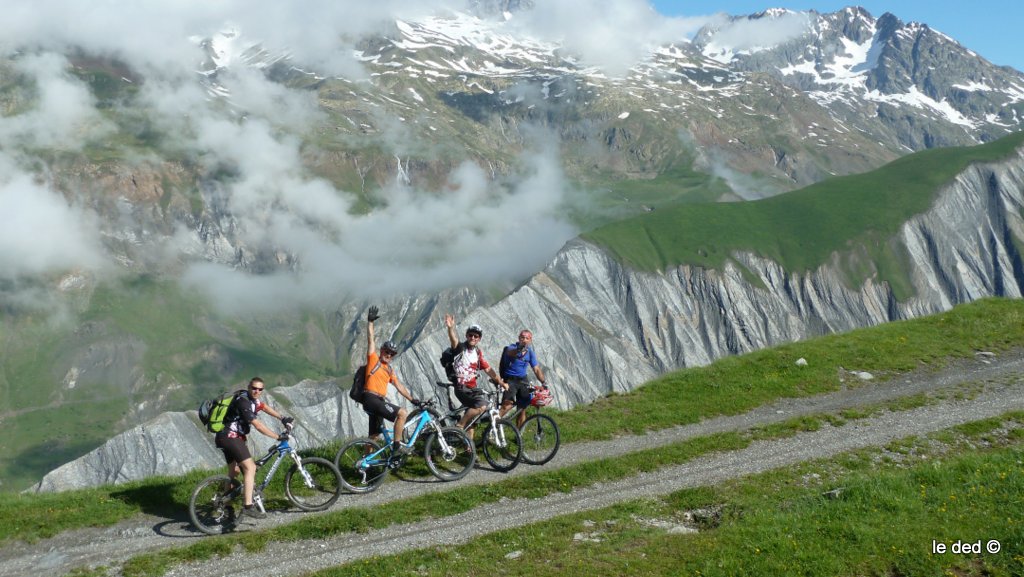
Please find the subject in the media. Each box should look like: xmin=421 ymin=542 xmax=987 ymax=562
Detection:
xmin=519 ymin=413 xmax=560 ymax=465
xmin=189 ymin=475 xmax=238 ymax=535
xmin=424 ymin=426 xmax=475 ymax=481
xmin=285 ymin=457 xmax=343 ymax=511
xmin=481 ymin=418 xmax=522 ymax=472
xmin=334 ymin=438 xmax=388 ymax=493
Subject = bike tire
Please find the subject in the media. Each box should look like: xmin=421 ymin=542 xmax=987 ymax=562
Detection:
xmin=188 ymin=474 xmax=238 ymax=535
xmin=285 ymin=457 xmax=343 ymax=511
xmin=423 ymin=426 xmax=475 ymax=481
xmin=519 ymin=413 xmax=561 ymax=465
xmin=481 ymin=418 xmax=523 ymax=472
xmin=334 ymin=438 xmax=388 ymax=493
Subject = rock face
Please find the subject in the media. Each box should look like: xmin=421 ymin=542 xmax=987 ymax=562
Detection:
xmin=33 ymin=148 xmax=1024 ymax=492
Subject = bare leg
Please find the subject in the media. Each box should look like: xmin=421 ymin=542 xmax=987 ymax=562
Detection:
xmin=239 ymin=458 xmax=257 ymax=506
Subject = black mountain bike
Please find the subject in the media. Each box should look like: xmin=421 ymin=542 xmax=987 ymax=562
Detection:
xmin=505 ymin=384 xmax=560 ymax=465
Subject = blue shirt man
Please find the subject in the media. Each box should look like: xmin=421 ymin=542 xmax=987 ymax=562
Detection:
xmin=498 ymin=329 xmax=547 ymax=427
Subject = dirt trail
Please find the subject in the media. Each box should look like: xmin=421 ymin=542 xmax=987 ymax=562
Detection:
xmin=3 ymin=352 xmax=1023 ymax=577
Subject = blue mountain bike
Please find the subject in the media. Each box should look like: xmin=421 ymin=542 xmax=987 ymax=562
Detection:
xmin=333 ymin=399 xmax=475 ymax=493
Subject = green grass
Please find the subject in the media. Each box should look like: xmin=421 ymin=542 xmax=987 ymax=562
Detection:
xmin=307 ymin=417 xmax=1024 ymax=577
xmin=569 ymin=163 xmax=735 ymax=232
xmin=584 ymin=131 xmax=1024 ymax=297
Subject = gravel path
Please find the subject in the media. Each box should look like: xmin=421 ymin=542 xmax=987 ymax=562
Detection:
xmin=4 ymin=351 xmax=1023 ymax=577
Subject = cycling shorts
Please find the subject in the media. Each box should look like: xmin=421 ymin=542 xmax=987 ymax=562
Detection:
xmin=215 ymin=433 xmax=252 ymax=464
xmin=362 ymin=393 xmax=400 ymax=437
xmin=454 ymin=385 xmax=488 ymax=409
xmin=501 ymin=376 xmax=533 ymax=409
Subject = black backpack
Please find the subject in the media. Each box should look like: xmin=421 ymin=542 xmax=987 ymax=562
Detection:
xmin=439 ymin=343 xmax=467 ymax=383
xmin=349 ymin=361 xmax=383 ymax=403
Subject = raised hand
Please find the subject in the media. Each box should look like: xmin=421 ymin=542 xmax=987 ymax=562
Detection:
xmin=367 ymin=306 xmax=380 ymax=323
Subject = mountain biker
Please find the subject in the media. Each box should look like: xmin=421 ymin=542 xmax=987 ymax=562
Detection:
xmin=362 ymin=306 xmax=420 ymax=456
xmin=215 ymin=377 xmax=293 ymax=519
xmin=444 ymin=314 xmax=507 ymax=431
xmin=498 ymin=329 xmax=547 ymax=427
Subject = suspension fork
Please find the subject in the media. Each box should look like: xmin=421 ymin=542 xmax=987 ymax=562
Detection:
xmin=487 ymin=408 xmax=508 ymax=446
xmin=289 ymin=450 xmax=318 ymax=487
xmin=430 ymin=420 xmax=457 ymax=456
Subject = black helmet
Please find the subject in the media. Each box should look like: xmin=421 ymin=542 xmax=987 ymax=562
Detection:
xmin=466 ymin=324 xmax=483 ymax=337
xmin=381 ymin=340 xmax=399 ymax=355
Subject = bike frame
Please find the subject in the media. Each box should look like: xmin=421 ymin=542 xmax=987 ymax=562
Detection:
xmin=432 ymin=381 xmax=512 ymax=452
xmin=229 ymin=431 xmax=311 ymax=513
xmin=357 ymin=403 xmax=450 ymax=470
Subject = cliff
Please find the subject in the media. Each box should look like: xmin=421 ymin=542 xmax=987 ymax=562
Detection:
xmin=33 ymin=148 xmax=1024 ymax=491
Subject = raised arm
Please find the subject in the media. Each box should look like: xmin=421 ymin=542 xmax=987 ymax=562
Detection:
xmin=367 ymin=306 xmax=380 ymax=355
xmin=444 ymin=313 xmax=459 ymax=348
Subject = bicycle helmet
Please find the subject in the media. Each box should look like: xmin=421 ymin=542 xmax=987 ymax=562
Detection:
xmin=465 ymin=324 xmax=483 ymax=337
xmin=381 ymin=340 xmax=399 ymax=355
xmin=530 ymin=386 xmax=553 ymax=407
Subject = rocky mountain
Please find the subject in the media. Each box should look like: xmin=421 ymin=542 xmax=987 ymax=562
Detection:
xmin=693 ymin=7 xmax=1024 ymax=148
xmin=35 ymin=140 xmax=1024 ymax=491
xmin=5 ymin=3 xmax=1024 ymax=490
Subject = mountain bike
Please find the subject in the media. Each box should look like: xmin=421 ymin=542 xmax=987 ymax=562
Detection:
xmin=504 ymin=384 xmax=560 ymax=465
xmin=416 ymin=380 xmax=523 ymax=472
xmin=333 ymin=399 xmax=475 ymax=493
xmin=188 ymin=423 xmax=343 ymax=535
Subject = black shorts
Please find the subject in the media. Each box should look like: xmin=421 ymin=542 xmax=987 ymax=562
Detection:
xmin=454 ymin=385 xmax=488 ymax=409
xmin=501 ymin=376 xmax=533 ymax=409
xmin=362 ymin=393 xmax=400 ymax=437
xmin=215 ymin=433 xmax=251 ymax=464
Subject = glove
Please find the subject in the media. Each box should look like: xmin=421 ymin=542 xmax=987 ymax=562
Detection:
xmin=278 ymin=431 xmax=290 ymax=441
xmin=281 ymin=416 xmax=294 ymax=426
xmin=411 ymin=398 xmax=423 ymax=407
xmin=367 ymin=306 xmax=380 ymax=323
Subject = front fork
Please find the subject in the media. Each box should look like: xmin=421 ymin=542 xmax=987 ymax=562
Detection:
xmin=290 ymin=451 xmax=318 ymax=488
xmin=431 ymin=421 xmax=458 ymax=459
xmin=487 ymin=410 xmax=508 ymax=448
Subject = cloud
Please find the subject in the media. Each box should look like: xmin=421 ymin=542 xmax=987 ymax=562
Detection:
xmin=0 ymin=52 xmax=111 ymax=150
xmin=700 ymin=10 xmax=811 ymax=53
xmin=180 ymin=135 xmax=577 ymax=313
xmin=0 ymin=0 xmax=458 ymax=79
xmin=504 ymin=0 xmax=705 ymax=75
xmin=0 ymin=155 xmax=107 ymax=279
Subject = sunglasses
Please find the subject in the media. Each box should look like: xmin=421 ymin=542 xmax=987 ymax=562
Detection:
xmin=249 ymin=386 xmax=264 ymax=392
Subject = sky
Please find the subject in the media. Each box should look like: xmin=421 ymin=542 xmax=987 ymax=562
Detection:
xmin=651 ymin=1 xmax=1024 ymax=72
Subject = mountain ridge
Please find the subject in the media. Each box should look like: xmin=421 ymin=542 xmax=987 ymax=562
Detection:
xmin=3 ymin=4 xmax=1024 ymax=489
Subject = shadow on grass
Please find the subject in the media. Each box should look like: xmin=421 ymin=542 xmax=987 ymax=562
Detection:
xmin=110 ymin=482 xmax=190 ymax=522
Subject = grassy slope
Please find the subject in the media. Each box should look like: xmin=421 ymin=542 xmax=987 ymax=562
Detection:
xmin=584 ymin=131 xmax=1024 ymax=298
